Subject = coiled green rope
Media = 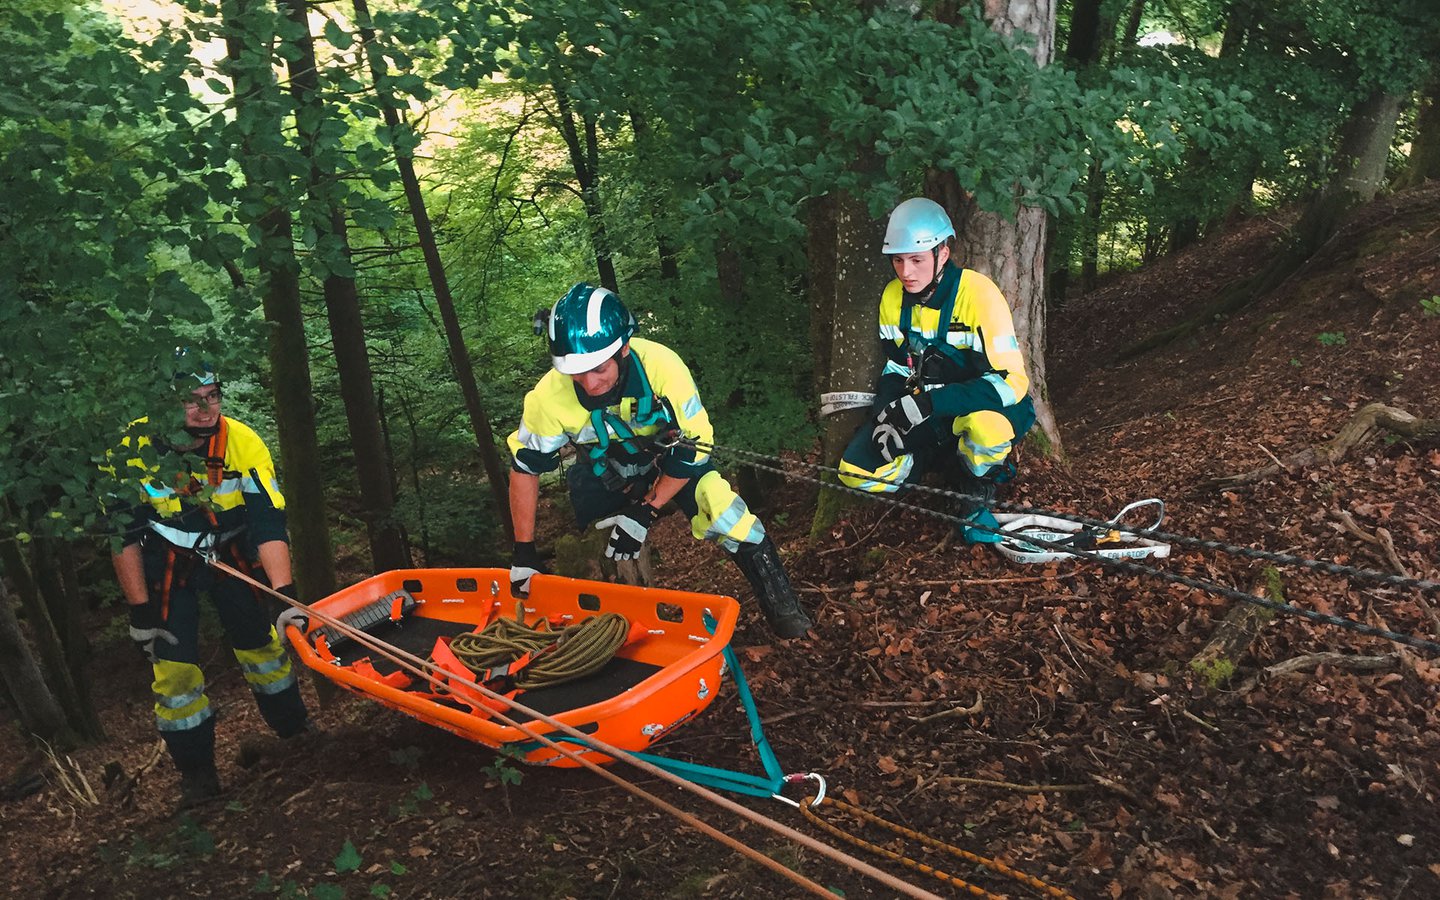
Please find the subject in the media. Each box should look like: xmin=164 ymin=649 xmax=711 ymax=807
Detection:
xmin=447 ymin=607 xmax=630 ymax=690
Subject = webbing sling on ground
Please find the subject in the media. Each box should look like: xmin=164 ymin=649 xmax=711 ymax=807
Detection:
xmin=682 ymin=438 xmax=1440 ymax=655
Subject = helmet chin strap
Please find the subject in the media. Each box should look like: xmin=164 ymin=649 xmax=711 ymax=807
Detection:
xmin=574 ymin=350 xmax=632 ymax=411
xmin=902 ymin=245 xmax=946 ymax=305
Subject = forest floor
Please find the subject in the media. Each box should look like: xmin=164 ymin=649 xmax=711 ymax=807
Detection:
xmin=3 ymin=185 xmax=1440 ymax=899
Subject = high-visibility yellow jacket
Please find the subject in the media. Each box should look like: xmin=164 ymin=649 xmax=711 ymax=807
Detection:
xmin=507 ymin=338 xmax=714 ymax=480
xmin=876 ymin=262 xmax=1030 ymax=416
xmin=112 ymin=416 xmax=287 ymax=552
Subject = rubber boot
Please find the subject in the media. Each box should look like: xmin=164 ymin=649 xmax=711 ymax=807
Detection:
xmin=729 ymin=536 xmax=813 ymax=639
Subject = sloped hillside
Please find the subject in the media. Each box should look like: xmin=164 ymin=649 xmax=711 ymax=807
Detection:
xmin=2 ymin=187 xmax=1437 ymax=899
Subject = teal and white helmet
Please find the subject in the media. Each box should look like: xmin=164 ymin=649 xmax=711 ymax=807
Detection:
xmin=881 ymin=198 xmax=955 ymax=254
xmin=172 ymin=347 xmax=219 ymax=387
xmin=548 ymin=283 xmax=637 ymax=374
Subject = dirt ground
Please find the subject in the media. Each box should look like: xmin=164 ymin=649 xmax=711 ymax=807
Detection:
xmin=3 ymin=185 xmax=1438 ymax=899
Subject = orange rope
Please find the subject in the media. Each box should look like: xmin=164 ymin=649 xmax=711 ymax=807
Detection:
xmin=799 ymin=796 xmax=1077 ymax=900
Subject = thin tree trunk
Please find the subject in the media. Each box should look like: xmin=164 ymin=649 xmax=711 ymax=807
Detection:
xmin=551 ymin=78 xmax=619 ymax=293
xmin=629 ymin=110 xmax=681 ymax=290
xmin=221 ymin=0 xmax=337 ymax=601
xmin=0 ymin=543 xmax=83 ymax=743
xmin=281 ymin=0 xmax=410 ymax=573
xmin=1397 ymin=75 xmax=1440 ymax=189
xmin=0 ymin=575 xmax=70 ymax=744
xmin=353 ymin=0 xmax=514 ymax=541
xmin=33 ymin=539 xmax=101 ymax=738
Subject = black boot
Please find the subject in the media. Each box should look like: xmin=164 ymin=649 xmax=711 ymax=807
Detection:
xmin=729 ymin=536 xmax=813 ymax=639
xmin=176 ymin=760 xmax=223 ymax=810
xmin=949 ymin=471 xmax=1002 ymax=544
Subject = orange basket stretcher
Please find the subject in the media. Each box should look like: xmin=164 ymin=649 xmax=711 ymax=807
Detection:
xmin=283 ymin=568 xmax=739 ymax=767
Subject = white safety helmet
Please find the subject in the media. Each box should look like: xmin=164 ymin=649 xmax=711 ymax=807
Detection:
xmin=881 ymin=198 xmax=955 ymax=255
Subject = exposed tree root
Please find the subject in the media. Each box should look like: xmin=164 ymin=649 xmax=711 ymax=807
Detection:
xmin=1202 ymin=403 xmax=1438 ymax=490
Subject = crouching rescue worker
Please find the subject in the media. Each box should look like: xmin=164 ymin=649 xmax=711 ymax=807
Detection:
xmin=506 ymin=283 xmax=814 ymax=639
xmin=109 ymin=353 xmax=309 ymax=808
xmin=838 ymin=198 xmax=1036 ymax=542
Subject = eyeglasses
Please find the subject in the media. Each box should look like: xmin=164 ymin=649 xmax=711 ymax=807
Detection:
xmin=181 ymin=389 xmax=222 ymax=410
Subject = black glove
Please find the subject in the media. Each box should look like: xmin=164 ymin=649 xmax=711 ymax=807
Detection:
xmin=594 ymin=502 xmax=660 ymax=561
xmin=128 ymin=602 xmax=178 ymax=664
xmin=871 ymin=393 xmax=933 ymax=463
xmin=510 ymin=541 xmax=548 ymax=598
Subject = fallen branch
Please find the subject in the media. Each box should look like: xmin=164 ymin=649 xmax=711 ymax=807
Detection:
xmin=108 ymin=740 xmax=165 ymax=808
xmin=1202 ymin=402 xmax=1438 ymax=490
xmin=1333 ymin=508 xmax=1411 ymax=578
xmin=932 ymin=775 xmax=1089 ymax=794
xmin=911 ymin=693 xmax=983 ymax=724
xmin=1235 ymin=651 xmax=1401 ymax=692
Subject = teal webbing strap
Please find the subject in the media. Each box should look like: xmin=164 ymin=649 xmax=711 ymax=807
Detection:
xmin=529 ymin=613 xmax=791 ymax=798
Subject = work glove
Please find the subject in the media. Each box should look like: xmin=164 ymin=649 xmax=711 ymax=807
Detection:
xmin=276 ymin=605 xmax=311 ymax=636
xmin=128 ymin=602 xmax=178 ymax=664
xmin=594 ymin=502 xmax=660 ymax=561
xmin=510 ymin=541 xmax=548 ymax=598
xmin=270 ymin=583 xmax=301 ymax=633
xmin=871 ymin=393 xmax=933 ymax=463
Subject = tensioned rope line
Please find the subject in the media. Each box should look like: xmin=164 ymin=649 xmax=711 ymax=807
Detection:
xmin=685 ymin=439 xmax=1440 ymax=655
xmin=208 ymin=558 xmax=951 ymax=900
xmin=695 ymin=439 xmax=1440 ymax=594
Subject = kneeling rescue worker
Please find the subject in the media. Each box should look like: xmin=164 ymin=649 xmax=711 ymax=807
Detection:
xmin=506 ymin=283 xmax=813 ymax=640
xmin=109 ymin=352 xmax=309 ymax=808
xmin=838 ymin=198 xmax=1036 ymax=540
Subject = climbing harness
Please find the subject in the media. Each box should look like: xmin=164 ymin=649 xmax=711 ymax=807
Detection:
xmin=680 ymin=437 xmax=1440 ymax=655
xmin=995 ymin=498 xmax=1170 ymax=565
xmin=585 ymin=355 xmax=677 ymax=485
xmin=798 ymin=794 xmax=1077 ymax=900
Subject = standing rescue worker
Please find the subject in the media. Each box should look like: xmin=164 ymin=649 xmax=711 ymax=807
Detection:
xmin=507 ymin=283 xmax=813 ymax=639
xmin=838 ymin=198 xmax=1036 ymax=541
xmin=110 ymin=354 xmax=309 ymax=807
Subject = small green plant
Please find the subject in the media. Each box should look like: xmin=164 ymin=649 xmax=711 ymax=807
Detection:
xmin=482 ymin=745 xmax=526 ymax=786
xmin=1316 ymin=331 xmax=1347 ymax=346
xmin=1421 ymin=295 xmax=1440 ymax=316
xmin=334 ymin=840 xmax=363 ymax=875
xmin=387 ymin=745 xmax=423 ymax=771
xmin=310 ymin=885 xmax=344 ymax=900
xmin=1289 ymin=357 xmax=1302 ymax=368
xmin=390 ymin=781 xmax=434 ymax=818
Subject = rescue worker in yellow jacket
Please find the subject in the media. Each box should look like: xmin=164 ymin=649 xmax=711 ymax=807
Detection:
xmin=110 ymin=354 xmax=308 ymax=807
xmin=838 ymin=198 xmax=1036 ymax=542
xmin=507 ymin=283 xmax=813 ymax=639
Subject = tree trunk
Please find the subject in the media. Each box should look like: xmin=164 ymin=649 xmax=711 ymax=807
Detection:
xmin=221 ymin=0 xmax=337 ymax=602
xmin=937 ymin=0 xmax=1064 ymax=458
xmin=1396 ymin=75 xmax=1440 ymax=189
xmin=629 ymin=110 xmax=681 ymax=291
xmin=281 ymin=0 xmax=410 ymax=574
xmin=810 ymin=191 xmax=889 ymax=537
xmin=551 ymin=77 xmax=618 ymax=293
xmin=0 ymin=576 xmax=70 ymax=744
xmin=0 ymin=543 xmax=84 ymax=744
xmin=33 ymin=538 xmax=101 ymax=739
xmin=354 ymin=0 xmax=514 ymax=543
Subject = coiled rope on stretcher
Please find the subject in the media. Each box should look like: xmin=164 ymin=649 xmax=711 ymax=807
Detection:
xmin=446 ymin=607 xmax=630 ymax=689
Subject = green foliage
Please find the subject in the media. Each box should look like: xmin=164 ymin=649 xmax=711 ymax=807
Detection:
xmin=482 ymin=745 xmax=526 ymax=786
xmin=1316 ymin=331 xmax=1348 ymax=347
xmin=1421 ymin=296 xmax=1440 ymax=316
xmin=333 ymin=840 xmax=363 ymax=875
